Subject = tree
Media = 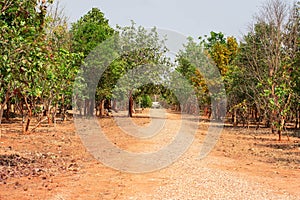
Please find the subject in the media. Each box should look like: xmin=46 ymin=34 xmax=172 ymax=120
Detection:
xmin=201 ymin=32 xmax=238 ymax=121
xmin=177 ymin=34 xmax=235 ymax=119
xmin=238 ymin=0 xmax=298 ymax=140
xmin=176 ymin=37 xmax=209 ymax=113
xmin=0 ymin=0 xmax=53 ymax=133
xmin=287 ymin=1 xmax=300 ymax=129
xmin=70 ymin=8 xmax=114 ymax=57
xmin=1 ymin=0 xmax=83 ymax=133
xmin=201 ymin=32 xmax=238 ymax=76
xmin=96 ymin=59 xmax=125 ymax=116
xmin=70 ymin=8 xmax=114 ymax=116
xmin=46 ymin=1 xmax=72 ymax=51
xmin=41 ymin=1 xmax=83 ymax=123
xmin=114 ymin=22 xmax=170 ymax=117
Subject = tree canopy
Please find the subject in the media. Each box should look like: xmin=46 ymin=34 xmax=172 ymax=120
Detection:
xmin=0 ymin=0 xmax=299 ymax=140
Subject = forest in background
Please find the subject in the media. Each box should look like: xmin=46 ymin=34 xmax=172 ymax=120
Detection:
xmin=0 ymin=0 xmax=299 ymax=141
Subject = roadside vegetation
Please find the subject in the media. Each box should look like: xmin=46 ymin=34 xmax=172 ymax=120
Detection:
xmin=0 ymin=0 xmax=299 ymax=141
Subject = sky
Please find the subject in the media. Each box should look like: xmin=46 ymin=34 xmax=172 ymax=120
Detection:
xmin=57 ymin=0 xmax=271 ymax=41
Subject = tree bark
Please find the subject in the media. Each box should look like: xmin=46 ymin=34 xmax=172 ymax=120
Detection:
xmin=47 ymin=104 xmax=52 ymax=125
xmin=99 ymin=99 xmax=105 ymax=117
xmin=90 ymin=99 xmax=94 ymax=116
xmin=277 ymin=130 xmax=282 ymax=141
xmin=296 ymin=108 xmax=299 ymax=129
xmin=24 ymin=97 xmax=32 ymax=133
xmin=233 ymin=108 xmax=237 ymax=127
xmin=61 ymin=95 xmax=67 ymax=122
xmin=84 ymin=99 xmax=87 ymax=116
xmin=112 ymin=99 xmax=118 ymax=112
xmin=5 ymin=101 xmax=10 ymax=121
xmin=0 ymin=107 xmax=3 ymax=138
xmin=128 ymin=91 xmax=133 ymax=118
xmin=51 ymin=104 xmax=58 ymax=126
xmin=0 ymin=91 xmax=10 ymax=137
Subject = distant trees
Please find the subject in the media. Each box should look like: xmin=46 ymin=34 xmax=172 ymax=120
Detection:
xmin=70 ymin=14 xmax=170 ymax=117
xmin=176 ymin=0 xmax=299 ymax=140
xmin=0 ymin=0 xmax=299 ymax=139
xmin=176 ymin=37 xmax=209 ymax=113
xmin=114 ymin=22 xmax=170 ymax=117
xmin=201 ymin=32 xmax=238 ymax=120
xmin=68 ymin=6 xmax=172 ymax=117
xmin=176 ymin=33 xmax=237 ymax=119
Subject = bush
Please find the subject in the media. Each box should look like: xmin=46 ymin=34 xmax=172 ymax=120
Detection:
xmin=141 ymin=95 xmax=152 ymax=108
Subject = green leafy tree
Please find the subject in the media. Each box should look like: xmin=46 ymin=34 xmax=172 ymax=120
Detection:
xmin=177 ymin=34 xmax=234 ymax=119
xmin=138 ymin=95 xmax=152 ymax=108
xmin=0 ymin=0 xmax=53 ymax=133
xmin=70 ymin=8 xmax=114 ymax=116
xmin=70 ymin=8 xmax=114 ymax=57
xmin=288 ymin=1 xmax=300 ymax=128
xmin=114 ymin=22 xmax=170 ymax=117
xmin=176 ymin=37 xmax=209 ymax=113
xmin=41 ymin=2 xmax=83 ymax=123
xmin=237 ymin=0 xmax=298 ymax=140
xmin=202 ymin=32 xmax=238 ymax=120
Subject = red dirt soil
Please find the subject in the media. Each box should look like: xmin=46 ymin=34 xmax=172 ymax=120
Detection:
xmin=0 ymin=110 xmax=299 ymax=199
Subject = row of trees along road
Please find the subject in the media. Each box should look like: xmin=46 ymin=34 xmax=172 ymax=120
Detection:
xmin=0 ymin=0 xmax=299 ymax=141
xmin=1 ymin=0 xmax=82 ymax=134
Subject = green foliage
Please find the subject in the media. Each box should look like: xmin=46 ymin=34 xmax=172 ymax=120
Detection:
xmin=112 ymin=22 xmax=171 ymax=116
xmin=140 ymin=95 xmax=152 ymax=108
xmin=0 ymin=0 xmax=51 ymax=105
xmin=70 ymin=8 xmax=114 ymax=57
xmin=0 ymin=0 xmax=84 ymax=131
xmin=176 ymin=37 xmax=208 ymax=104
xmin=0 ymin=0 xmax=299 ymax=136
xmin=70 ymin=7 xmax=115 ymax=116
xmin=235 ymin=0 xmax=299 ymax=138
xmin=201 ymin=32 xmax=238 ymax=75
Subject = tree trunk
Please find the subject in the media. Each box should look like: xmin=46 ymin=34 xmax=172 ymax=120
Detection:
xmin=277 ymin=130 xmax=282 ymax=141
xmin=204 ymin=106 xmax=209 ymax=117
xmin=265 ymin=111 xmax=271 ymax=128
xmin=112 ymin=99 xmax=118 ymax=112
xmin=187 ymin=103 xmax=191 ymax=114
xmin=255 ymin=107 xmax=260 ymax=130
xmin=61 ymin=95 xmax=67 ymax=122
xmin=25 ymin=111 xmax=32 ymax=133
xmin=99 ymin=99 xmax=105 ymax=117
xmin=296 ymin=107 xmax=299 ymax=129
xmin=177 ymin=104 xmax=181 ymax=111
xmin=278 ymin=117 xmax=286 ymax=141
xmin=0 ymin=99 xmax=9 ymax=138
xmin=233 ymin=108 xmax=237 ymax=127
xmin=23 ymin=97 xmax=32 ymax=133
xmin=52 ymin=104 xmax=57 ymax=127
xmin=212 ymin=101 xmax=220 ymax=120
xmin=5 ymin=101 xmax=10 ymax=121
xmin=0 ymin=92 xmax=10 ymax=135
xmin=79 ymin=101 xmax=82 ymax=116
xmin=89 ymin=99 xmax=94 ymax=116
xmin=47 ymin=104 xmax=52 ymax=125
xmin=0 ymin=106 xmax=4 ymax=138
xmin=84 ymin=99 xmax=87 ymax=116
xmin=128 ymin=92 xmax=133 ymax=118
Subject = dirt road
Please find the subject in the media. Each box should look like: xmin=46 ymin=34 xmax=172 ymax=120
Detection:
xmin=0 ymin=110 xmax=299 ymax=199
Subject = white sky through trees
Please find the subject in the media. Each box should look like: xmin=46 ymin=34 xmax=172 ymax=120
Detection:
xmin=58 ymin=0 xmax=268 ymax=39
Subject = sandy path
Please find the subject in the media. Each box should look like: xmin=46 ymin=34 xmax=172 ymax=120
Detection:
xmin=50 ymin=110 xmax=299 ymax=199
